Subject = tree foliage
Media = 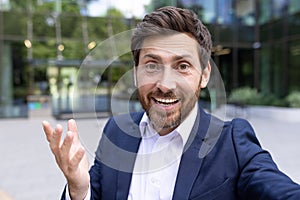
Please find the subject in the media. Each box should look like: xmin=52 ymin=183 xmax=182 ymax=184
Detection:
xmin=3 ymin=1 xmax=133 ymax=60
xmin=2 ymin=0 xmax=138 ymax=98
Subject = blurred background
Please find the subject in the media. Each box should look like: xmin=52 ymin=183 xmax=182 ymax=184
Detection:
xmin=0 ymin=0 xmax=299 ymax=119
xmin=0 ymin=0 xmax=300 ymax=199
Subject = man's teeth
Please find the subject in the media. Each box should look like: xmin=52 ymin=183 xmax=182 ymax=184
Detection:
xmin=155 ymin=98 xmax=178 ymax=104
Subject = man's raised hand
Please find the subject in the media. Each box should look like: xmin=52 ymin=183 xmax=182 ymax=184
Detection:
xmin=42 ymin=119 xmax=90 ymax=200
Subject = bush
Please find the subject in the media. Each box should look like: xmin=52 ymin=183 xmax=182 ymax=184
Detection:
xmin=286 ymin=91 xmax=300 ymax=108
xmin=228 ymin=87 xmax=288 ymax=106
xmin=228 ymin=87 xmax=262 ymax=105
xmin=228 ymin=87 xmax=300 ymax=107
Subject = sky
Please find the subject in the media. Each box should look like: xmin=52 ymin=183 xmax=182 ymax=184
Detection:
xmin=87 ymin=0 xmax=151 ymax=18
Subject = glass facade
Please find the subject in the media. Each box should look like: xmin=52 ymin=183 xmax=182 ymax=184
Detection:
xmin=0 ymin=0 xmax=299 ymax=117
xmin=177 ymin=0 xmax=300 ymax=96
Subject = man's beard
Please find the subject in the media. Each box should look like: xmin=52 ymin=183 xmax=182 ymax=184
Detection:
xmin=137 ymin=78 xmax=202 ymax=134
xmin=148 ymin=103 xmax=182 ymax=133
xmin=138 ymin=89 xmax=194 ymax=133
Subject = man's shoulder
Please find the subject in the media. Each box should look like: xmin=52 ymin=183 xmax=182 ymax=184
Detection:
xmin=199 ymin=108 xmax=256 ymax=148
xmin=200 ymin=107 xmax=253 ymax=135
xmin=222 ymin=117 xmax=255 ymax=136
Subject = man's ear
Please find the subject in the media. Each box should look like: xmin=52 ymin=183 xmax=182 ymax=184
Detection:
xmin=133 ymin=65 xmax=138 ymax=87
xmin=200 ymin=61 xmax=211 ymax=88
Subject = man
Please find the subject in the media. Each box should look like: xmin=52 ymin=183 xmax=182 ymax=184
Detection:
xmin=42 ymin=6 xmax=300 ymax=200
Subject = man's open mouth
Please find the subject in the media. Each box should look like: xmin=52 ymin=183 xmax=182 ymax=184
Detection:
xmin=153 ymin=97 xmax=180 ymax=105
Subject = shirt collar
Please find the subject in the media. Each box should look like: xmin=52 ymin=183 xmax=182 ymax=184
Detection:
xmin=139 ymin=103 xmax=198 ymax=146
xmin=176 ymin=103 xmax=198 ymax=146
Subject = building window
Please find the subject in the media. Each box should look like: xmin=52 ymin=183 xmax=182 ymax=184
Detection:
xmin=289 ymin=0 xmax=300 ymax=14
xmin=177 ymin=0 xmax=215 ymax=23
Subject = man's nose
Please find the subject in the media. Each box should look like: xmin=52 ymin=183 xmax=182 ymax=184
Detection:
xmin=156 ymin=68 xmax=177 ymax=92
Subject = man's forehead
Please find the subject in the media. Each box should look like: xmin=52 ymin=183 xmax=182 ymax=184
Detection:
xmin=141 ymin=33 xmax=200 ymax=56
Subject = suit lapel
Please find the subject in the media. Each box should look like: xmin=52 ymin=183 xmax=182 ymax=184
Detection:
xmin=116 ymin=136 xmax=140 ymax=199
xmin=172 ymin=108 xmax=213 ymax=200
xmin=172 ymin=147 xmax=205 ymax=200
xmin=113 ymin=109 xmax=223 ymax=200
xmin=115 ymin=113 xmax=143 ymax=200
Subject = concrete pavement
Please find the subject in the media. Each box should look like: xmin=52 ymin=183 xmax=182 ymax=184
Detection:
xmin=0 ymin=105 xmax=300 ymax=199
xmin=0 ymin=109 xmax=108 ymax=200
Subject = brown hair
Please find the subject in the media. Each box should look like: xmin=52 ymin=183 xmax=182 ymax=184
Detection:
xmin=131 ymin=6 xmax=212 ymax=69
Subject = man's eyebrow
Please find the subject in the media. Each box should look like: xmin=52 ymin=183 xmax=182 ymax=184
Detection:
xmin=142 ymin=53 xmax=193 ymax=61
xmin=173 ymin=54 xmax=193 ymax=60
xmin=142 ymin=53 xmax=162 ymax=61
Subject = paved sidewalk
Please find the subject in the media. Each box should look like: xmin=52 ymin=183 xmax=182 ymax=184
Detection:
xmin=0 ymin=113 xmax=108 ymax=200
xmin=0 ymin=106 xmax=299 ymax=199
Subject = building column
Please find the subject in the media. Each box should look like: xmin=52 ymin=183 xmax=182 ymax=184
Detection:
xmin=254 ymin=0 xmax=261 ymax=91
xmin=0 ymin=42 xmax=13 ymax=117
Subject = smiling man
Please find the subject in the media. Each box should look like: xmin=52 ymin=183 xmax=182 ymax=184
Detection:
xmin=42 ymin=6 xmax=300 ymax=200
xmin=135 ymin=33 xmax=210 ymax=135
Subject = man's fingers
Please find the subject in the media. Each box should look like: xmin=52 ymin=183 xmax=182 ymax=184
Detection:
xmin=69 ymin=147 xmax=86 ymax=169
xmin=61 ymin=131 xmax=74 ymax=158
xmin=68 ymin=119 xmax=80 ymax=142
xmin=42 ymin=121 xmax=63 ymax=148
xmin=68 ymin=119 xmax=78 ymax=133
xmin=49 ymin=124 xmax=63 ymax=153
xmin=42 ymin=121 xmax=53 ymax=142
xmin=42 ymin=119 xmax=89 ymax=185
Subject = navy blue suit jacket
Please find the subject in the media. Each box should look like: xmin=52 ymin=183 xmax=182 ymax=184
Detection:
xmin=62 ymin=108 xmax=300 ymax=199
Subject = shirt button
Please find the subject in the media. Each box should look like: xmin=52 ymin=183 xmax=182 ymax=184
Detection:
xmin=151 ymin=177 xmax=161 ymax=186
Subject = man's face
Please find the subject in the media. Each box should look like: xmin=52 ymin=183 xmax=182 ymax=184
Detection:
xmin=135 ymin=33 xmax=211 ymax=135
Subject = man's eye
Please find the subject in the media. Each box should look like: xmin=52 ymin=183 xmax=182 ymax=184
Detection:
xmin=145 ymin=63 xmax=161 ymax=72
xmin=177 ymin=63 xmax=190 ymax=71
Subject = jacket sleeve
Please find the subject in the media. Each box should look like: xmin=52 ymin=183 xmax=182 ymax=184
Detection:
xmin=60 ymin=185 xmax=67 ymax=200
xmin=89 ymin=159 xmax=103 ymax=200
xmin=232 ymin=118 xmax=300 ymax=199
xmin=87 ymin=117 xmax=115 ymax=200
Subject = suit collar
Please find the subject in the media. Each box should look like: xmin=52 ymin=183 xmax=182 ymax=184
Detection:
xmin=115 ymin=108 xmax=224 ymax=200
xmin=115 ymin=112 xmax=143 ymax=199
xmin=172 ymin=107 xmax=224 ymax=200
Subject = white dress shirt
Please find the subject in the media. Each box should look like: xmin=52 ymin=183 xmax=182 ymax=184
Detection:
xmin=128 ymin=104 xmax=198 ymax=200
xmin=67 ymin=104 xmax=198 ymax=200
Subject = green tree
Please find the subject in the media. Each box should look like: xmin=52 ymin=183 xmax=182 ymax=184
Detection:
xmin=145 ymin=0 xmax=176 ymax=12
xmin=145 ymin=0 xmax=204 ymax=20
